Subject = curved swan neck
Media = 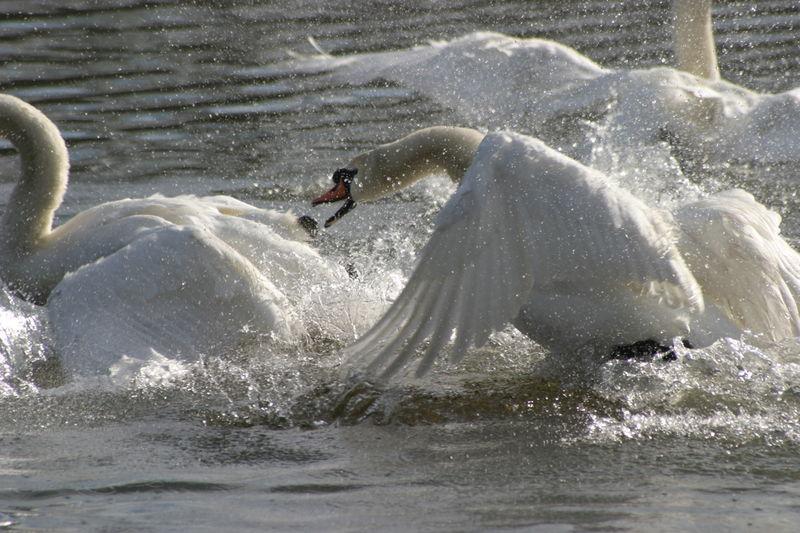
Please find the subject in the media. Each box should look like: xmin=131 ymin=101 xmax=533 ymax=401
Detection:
xmin=673 ymin=0 xmax=720 ymax=81
xmin=0 ymin=95 xmax=69 ymax=251
xmin=349 ymin=126 xmax=484 ymax=202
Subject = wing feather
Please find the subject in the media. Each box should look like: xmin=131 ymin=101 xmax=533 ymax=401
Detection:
xmin=346 ymin=132 xmax=702 ymax=378
xmin=48 ymin=226 xmax=288 ymax=376
xmin=675 ymin=189 xmax=800 ymax=340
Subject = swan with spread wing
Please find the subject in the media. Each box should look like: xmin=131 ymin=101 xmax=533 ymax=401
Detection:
xmin=313 ymin=127 xmax=800 ymax=378
xmin=306 ymin=1 xmax=800 ymax=166
xmin=0 ymin=94 xmax=331 ymax=377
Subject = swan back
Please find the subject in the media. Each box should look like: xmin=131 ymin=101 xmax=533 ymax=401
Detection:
xmin=47 ymin=224 xmax=293 ymax=376
xmin=0 ymin=94 xmax=68 ymax=252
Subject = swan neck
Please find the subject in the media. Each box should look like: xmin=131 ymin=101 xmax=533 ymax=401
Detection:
xmin=673 ymin=0 xmax=720 ymax=81
xmin=0 ymin=95 xmax=69 ymax=252
xmin=353 ymin=126 xmax=483 ymax=201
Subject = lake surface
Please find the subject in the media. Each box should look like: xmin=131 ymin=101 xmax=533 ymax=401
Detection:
xmin=2 ymin=1 xmax=800 ymax=531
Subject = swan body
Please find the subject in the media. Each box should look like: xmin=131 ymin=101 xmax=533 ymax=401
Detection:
xmin=313 ymin=127 xmax=800 ymax=378
xmin=0 ymin=94 xmax=330 ymax=376
xmin=301 ymin=3 xmax=800 ymax=165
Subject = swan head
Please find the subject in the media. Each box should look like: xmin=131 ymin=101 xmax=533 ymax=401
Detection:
xmin=312 ymin=127 xmax=484 ymax=228
xmin=312 ymin=167 xmax=358 ymax=227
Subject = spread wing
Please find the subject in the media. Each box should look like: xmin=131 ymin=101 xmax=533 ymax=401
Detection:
xmin=675 ymin=189 xmax=800 ymax=340
xmin=318 ymin=32 xmax=609 ymax=130
xmin=344 ymin=132 xmax=703 ymax=379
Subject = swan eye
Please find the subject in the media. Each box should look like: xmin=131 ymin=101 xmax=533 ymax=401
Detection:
xmin=332 ymin=167 xmax=357 ymax=185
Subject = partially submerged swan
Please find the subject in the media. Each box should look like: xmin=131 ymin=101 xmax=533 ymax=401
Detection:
xmin=313 ymin=127 xmax=800 ymax=378
xmin=0 ymin=94 xmax=329 ymax=377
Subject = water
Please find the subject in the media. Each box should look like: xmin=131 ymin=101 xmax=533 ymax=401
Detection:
xmin=2 ymin=0 xmax=800 ymax=530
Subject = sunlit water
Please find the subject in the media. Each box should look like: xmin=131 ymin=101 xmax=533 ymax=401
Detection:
xmin=2 ymin=1 xmax=800 ymax=530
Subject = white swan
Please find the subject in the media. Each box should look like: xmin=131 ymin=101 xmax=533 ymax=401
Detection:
xmin=0 ymin=94 xmax=331 ymax=377
xmin=300 ymin=2 xmax=800 ymax=166
xmin=313 ymin=127 xmax=800 ymax=378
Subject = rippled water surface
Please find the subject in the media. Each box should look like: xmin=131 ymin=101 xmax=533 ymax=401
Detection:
xmin=2 ymin=1 xmax=800 ymax=531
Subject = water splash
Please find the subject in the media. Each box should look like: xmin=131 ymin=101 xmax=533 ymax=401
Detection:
xmin=0 ymin=286 xmax=52 ymax=397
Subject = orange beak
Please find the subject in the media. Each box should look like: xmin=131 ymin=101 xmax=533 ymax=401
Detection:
xmin=312 ymin=180 xmax=349 ymax=205
xmin=312 ymin=167 xmax=358 ymax=227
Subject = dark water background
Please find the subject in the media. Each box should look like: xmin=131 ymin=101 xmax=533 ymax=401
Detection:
xmin=2 ymin=1 xmax=800 ymax=531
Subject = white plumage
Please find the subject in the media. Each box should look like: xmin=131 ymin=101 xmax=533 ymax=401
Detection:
xmin=0 ymin=94 xmax=333 ymax=376
xmin=674 ymin=189 xmax=800 ymax=341
xmin=315 ymin=128 xmax=800 ymax=378
xmin=301 ymin=2 xmax=800 ymax=165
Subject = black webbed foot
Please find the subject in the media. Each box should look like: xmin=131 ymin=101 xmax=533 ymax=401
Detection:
xmin=609 ymin=339 xmax=692 ymax=362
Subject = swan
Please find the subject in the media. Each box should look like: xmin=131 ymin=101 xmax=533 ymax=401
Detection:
xmin=0 ymin=94 xmax=332 ymax=377
xmin=312 ymin=127 xmax=800 ymax=378
xmin=298 ymin=2 xmax=800 ymax=166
